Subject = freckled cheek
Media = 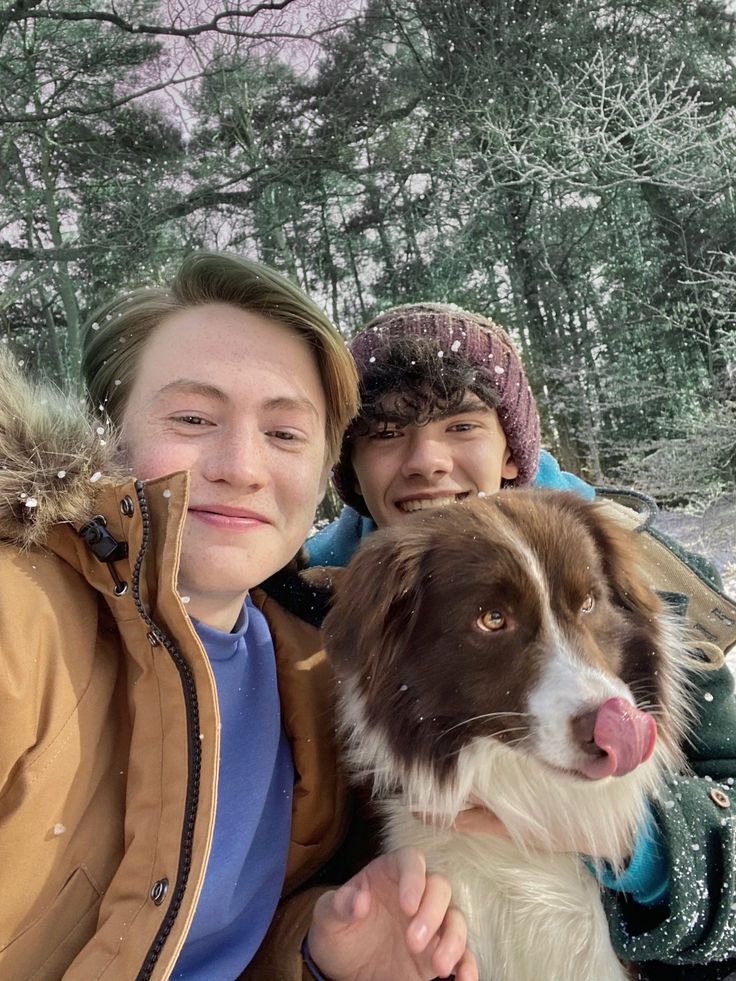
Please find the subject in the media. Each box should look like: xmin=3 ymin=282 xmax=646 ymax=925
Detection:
xmin=120 ymin=415 xmax=184 ymax=480
xmin=276 ymin=461 xmax=326 ymax=505
xmin=127 ymin=443 xmax=198 ymax=483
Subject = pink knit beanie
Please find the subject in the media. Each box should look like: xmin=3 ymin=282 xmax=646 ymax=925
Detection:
xmin=334 ymin=303 xmax=541 ymax=511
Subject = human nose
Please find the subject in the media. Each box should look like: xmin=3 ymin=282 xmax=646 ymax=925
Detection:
xmin=400 ymin=429 xmax=453 ymax=480
xmin=201 ymin=427 xmax=268 ymax=488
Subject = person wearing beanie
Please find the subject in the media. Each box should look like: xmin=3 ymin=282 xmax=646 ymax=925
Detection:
xmin=306 ymin=302 xmax=592 ymax=566
xmin=304 ymin=301 xmax=736 ymax=978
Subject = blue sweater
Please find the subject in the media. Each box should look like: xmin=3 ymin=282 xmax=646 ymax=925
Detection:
xmin=173 ymin=597 xmax=294 ymax=980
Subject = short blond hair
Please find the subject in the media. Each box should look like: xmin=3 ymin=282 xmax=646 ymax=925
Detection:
xmin=81 ymin=252 xmax=358 ymax=465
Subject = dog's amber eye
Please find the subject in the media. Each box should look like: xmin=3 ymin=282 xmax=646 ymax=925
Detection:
xmin=580 ymin=593 xmax=595 ymax=614
xmin=477 ymin=610 xmax=506 ymax=632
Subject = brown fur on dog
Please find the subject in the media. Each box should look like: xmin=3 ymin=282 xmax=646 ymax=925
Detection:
xmin=324 ymin=491 xmax=690 ymax=980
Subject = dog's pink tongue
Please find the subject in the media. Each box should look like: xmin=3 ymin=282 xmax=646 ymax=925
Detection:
xmin=582 ymin=698 xmax=657 ymax=780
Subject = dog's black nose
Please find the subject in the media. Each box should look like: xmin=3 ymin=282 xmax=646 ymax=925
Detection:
xmin=571 ymin=709 xmax=608 ymax=759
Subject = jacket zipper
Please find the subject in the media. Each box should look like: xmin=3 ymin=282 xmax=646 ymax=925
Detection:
xmin=130 ymin=481 xmax=203 ymax=981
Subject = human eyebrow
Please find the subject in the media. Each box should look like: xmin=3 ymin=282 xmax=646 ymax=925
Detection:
xmin=155 ymin=379 xmax=229 ymax=404
xmin=352 ymin=417 xmax=405 ymax=436
xmin=262 ymin=395 xmax=320 ymax=419
xmin=436 ymin=398 xmax=494 ymax=420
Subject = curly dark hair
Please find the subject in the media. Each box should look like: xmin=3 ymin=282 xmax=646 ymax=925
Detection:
xmin=333 ymin=336 xmax=501 ymax=515
xmin=349 ymin=335 xmax=500 ymax=437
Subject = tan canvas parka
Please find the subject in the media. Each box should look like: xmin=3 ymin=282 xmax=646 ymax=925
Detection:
xmin=0 ymin=362 xmax=349 ymax=980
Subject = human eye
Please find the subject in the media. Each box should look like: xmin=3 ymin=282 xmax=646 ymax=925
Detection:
xmin=447 ymin=420 xmax=479 ymax=433
xmin=172 ymin=414 xmax=212 ymax=427
xmin=368 ymin=425 xmax=403 ymax=440
xmin=267 ymin=428 xmax=300 ymax=442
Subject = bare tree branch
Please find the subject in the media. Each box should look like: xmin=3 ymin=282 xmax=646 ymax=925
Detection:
xmin=0 ymin=1 xmax=301 ymax=38
xmin=0 ymin=66 xmax=228 ymax=125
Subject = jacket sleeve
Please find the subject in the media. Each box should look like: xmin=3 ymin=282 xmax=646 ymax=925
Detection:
xmin=244 ymin=780 xmax=382 ymax=980
xmin=603 ymin=652 xmax=736 ymax=967
xmin=242 ymin=886 xmax=327 ymax=981
xmin=534 ymin=448 xmax=596 ymax=500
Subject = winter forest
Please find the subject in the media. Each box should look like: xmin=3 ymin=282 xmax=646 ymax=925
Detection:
xmin=1 ymin=0 xmax=735 ymax=514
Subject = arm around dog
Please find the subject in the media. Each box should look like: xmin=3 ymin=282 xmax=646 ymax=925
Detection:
xmin=587 ymin=496 xmax=736 ymax=969
xmin=603 ymin=648 xmax=736 ymax=970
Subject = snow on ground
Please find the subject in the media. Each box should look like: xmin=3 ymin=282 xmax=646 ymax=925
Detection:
xmin=653 ymin=494 xmax=736 ymax=598
xmin=653 ymin=493 xmax=736 ymax=671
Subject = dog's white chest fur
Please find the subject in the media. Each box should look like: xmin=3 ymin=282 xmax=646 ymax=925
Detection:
xmin=384 ymin=805 xmax=628 ymax=981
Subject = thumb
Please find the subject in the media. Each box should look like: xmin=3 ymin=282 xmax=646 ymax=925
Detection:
xmin=318 ymin=877 xmax=372 ymax=927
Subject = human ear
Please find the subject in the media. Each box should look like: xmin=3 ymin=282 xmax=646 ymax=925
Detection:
xmin=317 ymin=463 xmax=330 ymax=500
xmin=501 ymin=447 xmax=519 ymax=481
xmin=351 ymin=459 xmax=365 ymax=499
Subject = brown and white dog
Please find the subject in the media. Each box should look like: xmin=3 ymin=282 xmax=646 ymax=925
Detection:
xmin=324 ymin=490 xmax=691 ymax=981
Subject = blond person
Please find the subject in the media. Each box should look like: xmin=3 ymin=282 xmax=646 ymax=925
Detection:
xmin=0 ymin=258 xmax=478 ymax=981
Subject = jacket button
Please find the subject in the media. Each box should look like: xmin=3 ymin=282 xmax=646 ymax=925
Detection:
xmin=150 ymin=878 xmax=169 ymax=905
xmin=710 ymin=788 xmax=730 ymax=808
xmin=120 ymin=496 xmax=135 ymax=517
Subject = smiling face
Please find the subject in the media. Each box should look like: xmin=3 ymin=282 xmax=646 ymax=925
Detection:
xmin=121 ymin=302 xmax=329 ymax=629
xmin=350 ymin=393 xmax=519 ymax=528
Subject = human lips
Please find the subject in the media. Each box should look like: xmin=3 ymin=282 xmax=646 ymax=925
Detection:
xmin=188 ymin=505 xmax=272 ymax=530
xmin=395 ymin=492 xmax=470 ymax=514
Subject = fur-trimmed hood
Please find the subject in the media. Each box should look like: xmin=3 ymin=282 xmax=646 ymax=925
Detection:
xmin=0 ymin=350 xmax=125 ymax=549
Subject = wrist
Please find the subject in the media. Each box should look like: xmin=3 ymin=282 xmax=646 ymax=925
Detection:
xmin=585 ymin=808 xmax=669 ymax=907
xmin=301 ymin=933 xmax=334 ymax=981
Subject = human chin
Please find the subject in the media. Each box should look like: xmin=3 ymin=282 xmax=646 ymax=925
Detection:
xmin=178 ymin=525 xmax=274 ymax=597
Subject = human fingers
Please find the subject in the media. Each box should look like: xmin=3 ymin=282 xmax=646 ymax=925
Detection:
xmin=405 ymin=870 xmax=452 ymax=954
xmin=390 ymin=845 xmax=428 ymax=917
xmin=413 ymin=802 xmax=511 ymax=838
xmin=427 ymin=904 xmax=473 ymax=980
xmin=453 ymin=946 xmax=480 ymax=981
xmin=312 ymin=875 xmax=372 ymax=929
xmin=452 ymin=805 xmax=510 ymax=837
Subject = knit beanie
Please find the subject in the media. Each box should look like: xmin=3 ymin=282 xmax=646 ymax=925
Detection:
xmin=333 ymin=302 xmax=541 ymax=514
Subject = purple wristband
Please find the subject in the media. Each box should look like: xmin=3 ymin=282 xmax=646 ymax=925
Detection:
xmin=301 ymin=934 xmax=333 ymax=981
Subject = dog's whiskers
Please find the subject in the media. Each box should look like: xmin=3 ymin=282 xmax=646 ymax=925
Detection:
xmin=437 ymin=728 xmax=529 ymax=760
xmin=438 ymin=711 xmax=529 ymax=738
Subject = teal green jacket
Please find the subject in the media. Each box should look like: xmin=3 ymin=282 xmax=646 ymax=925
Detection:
xmin=587 ymin=493 xmax=736 ymax=977
xmin=605 ymin=656 xmax=736 ymax=979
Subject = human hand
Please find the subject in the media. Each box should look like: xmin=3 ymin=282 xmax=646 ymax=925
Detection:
xmin=450 ymin=805 xmax=511 ymax=837
xmin=410 ymin=798 xmax=512 ymax=839
xmin=306 ymin=846 xmax=478 ymax=981
xmin=437 ymin=801 xmax=624 ymax=861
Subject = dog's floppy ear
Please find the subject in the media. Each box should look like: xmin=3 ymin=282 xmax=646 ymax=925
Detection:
xmin=323 ymin=528 xmax=424 ymax=692
xmin=585 ymin=503 xmax=662 ymax=618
